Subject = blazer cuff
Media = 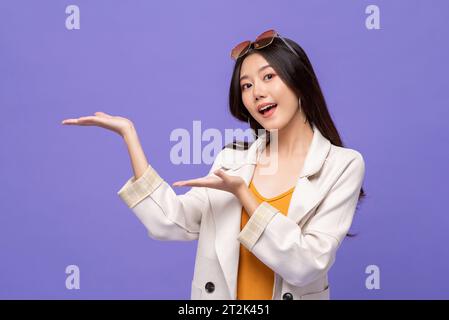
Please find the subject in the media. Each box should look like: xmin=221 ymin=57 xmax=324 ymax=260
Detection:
xmin=237 ymin=202 xmax=279 ymax=252
xmin=117 ymin=164 xmax=163 ymax=209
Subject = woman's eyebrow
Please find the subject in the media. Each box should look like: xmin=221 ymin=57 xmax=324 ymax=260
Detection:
xmin=240 ymin=65 xmax=271 ymax=81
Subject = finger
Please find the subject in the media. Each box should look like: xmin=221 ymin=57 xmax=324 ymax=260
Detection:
xmin=95 ymin=111 xmax=113 ymax=118
xmin=173 ymin=182 xmax=201 ymax=187
xmin=72 ymin=116 xmax=95 ymax=126
xmin=61 ymin=118 xmax=92 ymax=125
xmin=61 ymin=119 xmax=78 ymax=125
xmin=173 ymin=180 xmax=206 ymax=187
xmin=214 ymin=169 xmax=230 ymax=181
xmin=173 ymin=176 xmax=220 ymax=188
xmin=68 ymin=116 xmax=106 ymax=127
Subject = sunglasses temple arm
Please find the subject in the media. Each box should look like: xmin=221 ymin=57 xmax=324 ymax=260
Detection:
xmin=278 ymin=35 xmax=300 ymax=58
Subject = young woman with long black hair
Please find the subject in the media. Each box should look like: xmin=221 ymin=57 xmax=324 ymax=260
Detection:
xmin=62 ymin=29 xmax=366 ymax=300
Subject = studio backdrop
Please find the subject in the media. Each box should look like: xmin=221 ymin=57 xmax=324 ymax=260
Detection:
xmin=0 ymin=0 xmax=448 ymax=299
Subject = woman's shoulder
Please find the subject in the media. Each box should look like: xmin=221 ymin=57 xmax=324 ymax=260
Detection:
xmin=308 ymin=144 xmax=365 ymax=191
xmin=329 ymin=144 xmax=364 ymax=161
xmin=326 ymin=144 xmax=365 ymax=174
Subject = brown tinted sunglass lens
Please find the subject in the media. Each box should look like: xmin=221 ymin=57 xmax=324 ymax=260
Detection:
xmin=254 ymin=30 xmax=276 ymax=49
xmin=231 ymin=41 xmax=251 ymax=60
xmin=256 ymin=30 xmax=276 ymax=40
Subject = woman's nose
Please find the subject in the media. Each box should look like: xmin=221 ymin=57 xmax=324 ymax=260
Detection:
xmin=252 ymin=83 xmax=267 ymax=101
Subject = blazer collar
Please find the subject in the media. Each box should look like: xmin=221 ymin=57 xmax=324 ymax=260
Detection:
xmin=243 ymin=123 xmax=331 ymax=178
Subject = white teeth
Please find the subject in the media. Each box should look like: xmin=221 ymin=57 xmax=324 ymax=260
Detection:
xmin=259 ymin=104 xmax=276 ymax=112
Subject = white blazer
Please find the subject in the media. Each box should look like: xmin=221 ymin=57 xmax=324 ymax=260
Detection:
xmin=117 ymin=124 xmax=365 ymax=300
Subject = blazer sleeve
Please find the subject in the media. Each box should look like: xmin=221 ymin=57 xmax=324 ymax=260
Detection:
xmin=237 ymin=152 xmax=365 ymax=287
xmin=117 ymin=150 xmax=224 ymax=241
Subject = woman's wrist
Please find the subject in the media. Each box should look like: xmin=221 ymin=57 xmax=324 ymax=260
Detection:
xmin=234 ymin=183 xmax=248 ymax=200
xmin=235 ymin=183 xmax=259 ymax=218
xmin=122 ymin=124 xmax=139 ymax=144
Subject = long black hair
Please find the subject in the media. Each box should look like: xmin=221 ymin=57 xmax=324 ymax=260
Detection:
xmin=227 ymin=36 xmax=366 ymax=236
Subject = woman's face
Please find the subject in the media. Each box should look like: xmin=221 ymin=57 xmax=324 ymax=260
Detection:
xmin=240 ymin=53 xmax=299 ymax=131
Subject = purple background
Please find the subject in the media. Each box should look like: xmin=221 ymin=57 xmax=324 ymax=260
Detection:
xmin=1 ymin=0 xmax=448 ymax=299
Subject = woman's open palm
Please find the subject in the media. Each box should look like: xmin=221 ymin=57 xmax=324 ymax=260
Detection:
xmin=61 ymin=112 xmax=133 ymax=137
xmin=173 ymin=169 xmax=245 ymax=196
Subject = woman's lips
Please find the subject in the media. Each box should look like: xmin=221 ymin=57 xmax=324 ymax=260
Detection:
xmin=260 ymin=105 xmax=277 ymax=118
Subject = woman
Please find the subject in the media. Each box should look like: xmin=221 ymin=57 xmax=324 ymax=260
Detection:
xmin=61 ymin=29 xmax=366 ymax=300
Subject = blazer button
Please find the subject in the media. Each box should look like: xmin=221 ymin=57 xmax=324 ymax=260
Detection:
xmin=205 ymin=282 xmax=215 ymax=293
xmin=282 ymin=292 xmax=293 ymax=300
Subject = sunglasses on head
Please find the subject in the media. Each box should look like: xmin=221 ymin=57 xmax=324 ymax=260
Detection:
xmin=230 ymin=29 xmax=300 ymax=61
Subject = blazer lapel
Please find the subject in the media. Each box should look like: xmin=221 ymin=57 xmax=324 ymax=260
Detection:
xmin=208 ymin=124 xmax=331 ymax=299
xmin=287 ymin=124 xmax=331 ymax=224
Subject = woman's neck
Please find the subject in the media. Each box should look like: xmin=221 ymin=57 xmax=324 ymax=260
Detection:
xmin=267 ymin=110 xmax=314 ymax=159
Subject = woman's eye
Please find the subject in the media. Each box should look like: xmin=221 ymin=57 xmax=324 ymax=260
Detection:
xmin=241 ymin=74 xmax=275 ymax=91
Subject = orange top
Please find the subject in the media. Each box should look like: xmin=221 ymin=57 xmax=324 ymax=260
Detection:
xmin=236 ymin=180 xmax=295 ymax=300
